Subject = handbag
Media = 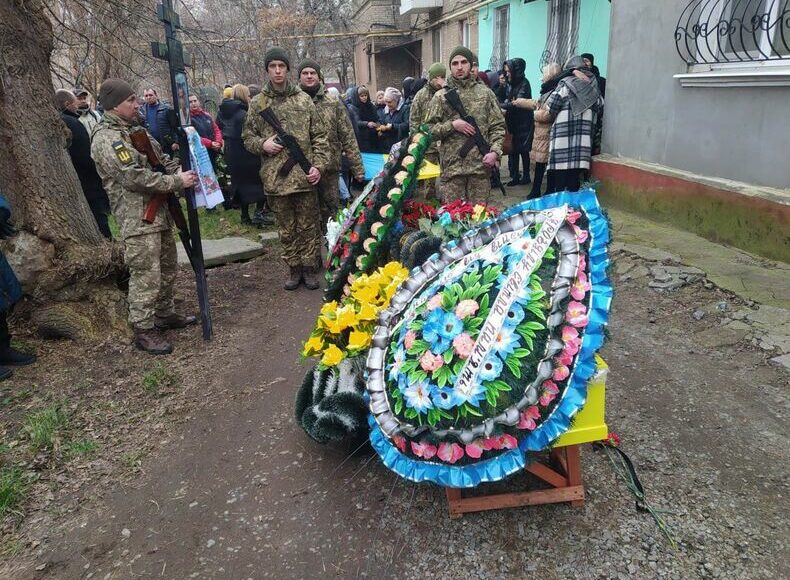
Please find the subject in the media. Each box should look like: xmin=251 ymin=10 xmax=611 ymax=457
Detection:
xmin=502 ymin=131 xmax=513 ymax=156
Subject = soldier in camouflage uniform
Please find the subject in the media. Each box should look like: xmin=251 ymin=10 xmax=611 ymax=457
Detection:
xmin=242 ymin=48 xmax=329 ymax=290
xmin=297 ymin=59 xmax=364 ymax=235
xmin=425 ymin=46 xmax=506 ymax=205
xmin=409 ymin=62 xmax=446 ymax=201
xmin=91 ymin=79 xmax=198 ymax=355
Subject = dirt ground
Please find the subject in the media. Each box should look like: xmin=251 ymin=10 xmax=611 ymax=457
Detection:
xmin=0 ymin=246 xmax=787 ymax=579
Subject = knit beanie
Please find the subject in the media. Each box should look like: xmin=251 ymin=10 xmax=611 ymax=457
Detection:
xmin=298 ymin=58 xmax=321 ymax=77
xmin=427 ymin=62 xmax=446 ymax=80
xmin=98 ymin=78 xmax=134 ymax=110
xmin=449 ymin=46 xmax=474 ymax=65
xmin=471 ymin=53 xmax=479 ymax=66
xmin=265 ymin=46 xmax=290 ymax=70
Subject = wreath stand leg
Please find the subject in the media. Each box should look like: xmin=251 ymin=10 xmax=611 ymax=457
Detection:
xmin=444 ymin=444 xmax=585 ymax=519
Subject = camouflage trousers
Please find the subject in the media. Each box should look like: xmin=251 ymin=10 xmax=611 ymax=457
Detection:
xmin=439 ymin=173 xmax=492 ymax=205
xmin=412 ymin=152 xmax=439 ymax=203
xmin=268 ymin=190 xmax=320 ymax=268
xmin=124 ymin=230 xmax=177 ymax=330
xmin=316 ymin=170 xmax=340 ymax=234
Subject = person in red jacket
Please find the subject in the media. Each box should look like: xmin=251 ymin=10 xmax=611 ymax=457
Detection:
xmin=188 ymin=94 xmax=223 ymax=169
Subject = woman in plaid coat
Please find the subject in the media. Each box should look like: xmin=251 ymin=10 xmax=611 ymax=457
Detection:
xmin=543 ymin=56 xmax=604 ymax=194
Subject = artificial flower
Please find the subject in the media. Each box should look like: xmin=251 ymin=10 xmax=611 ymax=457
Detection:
xmin=379 ymin=204 xmax=393 ymax=218
xmin=453 ymin=378 xmax=487 ymax=407
xmin=394 ymin=171 xmax=408 ymax=184
xmin=492 ymin=327 xmax=519 ymax=357
xmin=320 ymin=301 xmax=338 ymax=316
xmin=577 ymin=253 xmax=587 ymax=277
xmin=570 ymin=271 xmax=591 ymax=301
xmin=552 ymin=364 xmax=570 ymax=381
xmin=388 ymin=346 xmax=406 ymax=382
xmin=420 ymin=350 xmax=444 ymax=372
xmin=392 ymin=436 xmax=407 ymax=453
xmin=565 ymin=301 xmax=589 ymax=328
xmin=562 ymin=326 xmax=582 ymax=356
xmin=574 ymin=225 xmax=589 ymax=244
xmin=302 ymin=335 xmax=324 ymax=357
xmin=504 ymin=303 xmax=525 ymax=327
xmin=437 ymin=442 xmax=464 ymax=464
xmin=539 ymin=389 xmax=557 ymax=407
xmin=411 ymin=440 xmax=437 ymax=459
xmin=555 ymin=348 xmax=574 ymax=367
xmin=465 ymin=440 xmax=484 ymax=459
xmin=382 ymin=261 xmax=407 ymax=279
xmin=404 ymin=330 xmax=417 ymax=350
xmin=471 ymin=204 xmax=487 ymax=222
xmin=431 ymin=385 xmax=459 ymax=410
xmin=478 ymin=355 xmax=503 ymax=381
xmin=356 ymin=302 xmax=378 ymax=322
xmin=517 ymin=405 xmax=541 ymax=430
xmin=404 ymin=380 xmax=434 ymax=413
xmin=452 ymin=332 xmax=475 ymax=359
xmin=320 ymin=344 xmax=344 ymax=367
xmin=426 ymin=294 xmax=443 ymax=311
xmin=438 ymin=211 xmax=453 ymax=226
xmin=371 ymin=222 xmax=384 ymax=237
xmin=347 ymin=330 xmax=371 ymax=351
xmin=496 ymin=434 xmax=518 ymax=449
xmin=455 ymin=299 xmax=479 ymax=320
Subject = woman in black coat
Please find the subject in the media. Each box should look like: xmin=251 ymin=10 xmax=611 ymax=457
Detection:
xmin=502 ymin=58 xmax=534 ymax=186
xmin=347 ymin=85 xmax=381 ymax=153
xmin=216 ymin=84 xmax=266 ymax=224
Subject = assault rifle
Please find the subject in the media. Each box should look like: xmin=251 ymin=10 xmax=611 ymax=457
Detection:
xmin=258 ymin=107 xmax=313 ymax=177
xmin=443 ymin=88 xmax=507 ymax=197
xmin=129 ymin=128 xmax=194 ymax=269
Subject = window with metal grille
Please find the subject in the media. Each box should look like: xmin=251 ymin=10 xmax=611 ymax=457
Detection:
xmin=460 ymin=18 xmax=471 ymax=48
xmin=675 ymin=0 xmax=790 ymax=64
xmin=492 ymin=5 xmax=510 ymax=70
xmin=541 ymin=0 xmax=580 ymax=69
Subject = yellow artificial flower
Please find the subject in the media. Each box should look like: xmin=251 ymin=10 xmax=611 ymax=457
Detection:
xmin=347 ymin=330 xmax=372 ymax=351
xmin=335 ymin=305 xmax=358 ymax=330
xmin=320 ymin=344 xmax=344 ymax=367
xmin=472 ymin=204 xmax=487 ymax=222
xmin=357 ymin=301 xmax=378 ymax=322
xmin=352 ymin=282 xmax=379 ymax=305
xmin=302 ymin=335 xmax=324 ymax=357
xmin=320 ymin=301 xmax=339 ymax=316
xmin=382 ymin=261 xmax=407 ymax=280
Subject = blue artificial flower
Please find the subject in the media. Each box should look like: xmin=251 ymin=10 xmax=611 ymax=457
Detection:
xmin=438 ymin=211 xmax=453 ymax=226
xmin=423 ymin=308 xmax=451 ymax=353
xmin=504 ymin=303 xmax=525 ymax=328
xmin=453 ymin=378 xmax=487 ymax=408
xmin=431 ymin=385 xmax=461 ymax=410
xmin=478 ymin=355 xmax=503 ymax=382
xmin=492 ymin=326 xmax=519 ymax=357
xmin=404 ymin=380 xmax=434 ymax=413
xmin=388 ymin=345 xmax=407 ymax=382
xmin=437 ymin=310 xmax=464 ymax=342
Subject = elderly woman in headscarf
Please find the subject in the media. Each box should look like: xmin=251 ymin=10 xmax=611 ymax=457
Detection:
xmin=377 ymin=86 xmax=409 ymax=152
xmin=542 ymin=55 xmax=603 ymax=194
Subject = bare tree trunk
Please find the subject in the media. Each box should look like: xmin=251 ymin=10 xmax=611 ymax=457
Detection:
xmin=0 ymin=0 xmax=126 ymax=340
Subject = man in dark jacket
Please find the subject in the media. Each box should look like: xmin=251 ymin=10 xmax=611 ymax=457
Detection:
xmin=0 ymin=193 xmax=36 ymax=380
xmin=502 ymin=58 xmax=534 ymax=186
xmin=141 ymin=88 xmax=178 ymax=154
xmin=56 ymin=89 xmax=112 ymax=238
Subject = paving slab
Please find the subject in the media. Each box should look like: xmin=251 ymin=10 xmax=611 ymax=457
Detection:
xmin=177 ymin=236 xmax=265 ymax=267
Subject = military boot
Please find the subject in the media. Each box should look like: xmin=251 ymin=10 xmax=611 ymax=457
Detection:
xmin=284 ymin=266 xmax=302 ymax=291
xmin=0 ymin=346 xmax=36 ymax=366
xmin=134 ymin=329 xmax=173 ymax=355
xmin=0 ymin=367 xmax=12 ymax=381
xmin=302 ymin=267 xmax=320 ymax=290
xmin=155 ymin=313 xmax=198 ymax=330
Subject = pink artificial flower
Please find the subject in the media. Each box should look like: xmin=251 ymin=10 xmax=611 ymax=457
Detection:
xmin=404 ymin=330 xmax=417 ymax=350
xmin=565 ymin=301 xmax=589 ymax=328
xmin=577 ymin=254 xmax=587 ymax=277
xmin=455 ymin=299 xmax=479 ymax=320
xmin=426 ymin=294 xmax=443 ymax=311
xmin=481 ymin=437 xmax=500 ymax=451
xmin=539 ymin=389 xmax=557 ymax=407
xmin=574 ymin=225 xmax=589 ymax=244
xmin=393 ymin=436 xmax=407 ymax=453
xmin=542 ymin=380 xmax=560 ymax=394
xmin=498 ymin=434 xmax=519 ymax=449
xmin=556 ymin=349 xmax=574 ymax=367
xmin=411 ymin=440 xmax=437 ymax=459
xmin=553 ymin=365 xmax=570 ymax=381
xmin=566 ymin=209 xmax=582 ymax=224
xmin=437 ymin=442 xmax=465 ymax=464
xmin=465 ymin=440 xmax=485 ymax=459
xmin=517 ymin=405 xmax=541 ymax=430
xmin=452 ymin=333 xmax=475 ymax=359
xmin=420 ymin=350 xmax=444 ymax=372
xmin=561 ymin=326 xmax=582 ymax=356
xmin=570 ymin=271 xmax=591 ymax=301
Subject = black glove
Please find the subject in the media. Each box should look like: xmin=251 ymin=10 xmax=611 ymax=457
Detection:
xmin=0 ymin=210 xmax=15 ymax=239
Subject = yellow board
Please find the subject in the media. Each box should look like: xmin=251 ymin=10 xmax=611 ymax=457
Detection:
xmin=554 ymin=354 xmax=609 ymax=447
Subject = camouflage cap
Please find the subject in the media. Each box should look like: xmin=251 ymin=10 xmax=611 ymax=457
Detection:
xmin=449 ymin=46 xmax=474 ymax=65
xmin=265 ymin=46 xmax=290 ymax=70
xmin=98 ymin=78 xmax=134 ymax=110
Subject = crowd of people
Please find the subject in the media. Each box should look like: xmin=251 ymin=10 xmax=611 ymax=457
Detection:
xmin=46 ymin=44 xmax=603 ymax=355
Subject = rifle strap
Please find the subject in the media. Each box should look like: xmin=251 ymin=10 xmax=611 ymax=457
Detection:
xmin=459 ymin=136 xmax=476 ymax=158
xmin=279 ymin=157 xmax=297 ymax=177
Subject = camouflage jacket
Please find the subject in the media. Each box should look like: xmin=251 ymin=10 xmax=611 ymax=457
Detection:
xmin=90 ymin=112 xmax=182 ymax=240
xmin=241 ymin=81 xmax=329 ymax=196
xmin=409 ymin=84 xmax=440 ymax=158
xmin=425 ymin=77 xmax=506 ymax=179
xmin=309 ymin=84 xmax=364 ymax=176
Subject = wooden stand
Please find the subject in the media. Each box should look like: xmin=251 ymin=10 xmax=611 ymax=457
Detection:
xmin=444 ymin=444 xmax=585 ymax=519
